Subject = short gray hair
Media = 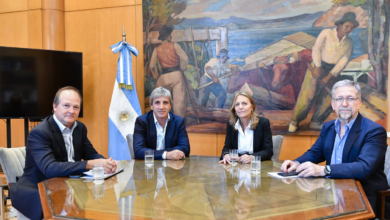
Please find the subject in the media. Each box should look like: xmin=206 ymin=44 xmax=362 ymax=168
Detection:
xmin=331 ymin=79 xmax=361 ymax=100
xmin=149 ymin=87 xmax=172 ymax=105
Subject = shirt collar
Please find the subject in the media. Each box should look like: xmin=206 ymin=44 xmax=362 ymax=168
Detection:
xmin=334 ymin=28 xmax=347 ymax=43
xmin=334 ymin=113 xmax=358 ymax=131
xmin=153 ymin=112 xmax=170 ymax=126
xmin=53 ymin=114 xmax=78 ymax=132
xmin=234 ymin=119 xmax=252 ymax=130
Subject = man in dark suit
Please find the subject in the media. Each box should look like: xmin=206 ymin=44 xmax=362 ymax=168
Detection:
xmin=133 ymin=87 xmax=190 ymax=160
xmin=10 ymin=86 xmax=117 ymax=220
xmin=281 ymin=79 xmax=389 ymax=218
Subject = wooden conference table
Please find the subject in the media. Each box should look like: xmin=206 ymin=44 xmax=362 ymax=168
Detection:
xmin=38 ymin=156 xmax=374 ymax=220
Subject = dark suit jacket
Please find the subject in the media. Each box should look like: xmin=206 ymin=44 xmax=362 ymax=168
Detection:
xmin=220 ymin=117 xmax=273 ymax=160
xmin=133 ymin=111 xmax=190 ymax=160
xmin=10 ymin=115 xmax=104 ymax=220
xmin=295 ymin=113 xmax=389 ymax=216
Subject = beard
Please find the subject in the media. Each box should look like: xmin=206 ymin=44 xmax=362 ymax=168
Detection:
xmin=338 ymin=108 xmax=353 ymax=120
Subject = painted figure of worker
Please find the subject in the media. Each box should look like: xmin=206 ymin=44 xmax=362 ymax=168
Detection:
xmin=150 ymin=25 xmax=189 ymax=117
xmin=288 ymin=12 xmax=358 ymax=132
xmin=199 ymin=49 xmax=236 ymax=108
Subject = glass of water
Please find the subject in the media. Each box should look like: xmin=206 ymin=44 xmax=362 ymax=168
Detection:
xmin=229 ymin=149 xmax=238 ymax=166
xmin=251 ymin=156 xmax=261 ymax=173
xmin=93 ymin=163 xmax=104 ymax=184
xmin=145 ymin=150 xmax=154 ymax=167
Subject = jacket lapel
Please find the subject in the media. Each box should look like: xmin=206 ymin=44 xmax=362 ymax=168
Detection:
xmin=324 ymin=122 xmax=337 ymax=164
xmin=342 ymin=113 xmax=362 ymax=162
xmin=48 ymin=116 xmax=67 ymax=160
xmin=72 ymin=125 xmax=82 ymax=161
xmin=165 ymin=114 xmax=173 ymax=149
xmin=148 ymin=112 xmax=157 ymax=150
xmin=252 ymin=124 xmax=260 ymax=152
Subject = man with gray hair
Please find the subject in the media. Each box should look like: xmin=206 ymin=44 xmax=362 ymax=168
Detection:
xmin=281 ymin=79 xmax=390 ymax=218
xmin=133 ymin=87 xmax=190 ymax=160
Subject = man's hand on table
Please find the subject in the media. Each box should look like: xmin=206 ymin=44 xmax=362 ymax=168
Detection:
xmin=281 ymin=160 xmax=325 ymax=177
xmin=86 ymin=157 xmax=118 ymax=173
xmin=296 ymin=162 xmax=325 ymax=177
xmin=166 ymin=150 xmax=185 ymax=160
xmin=280 ymin=160 xmax=300 ymax=172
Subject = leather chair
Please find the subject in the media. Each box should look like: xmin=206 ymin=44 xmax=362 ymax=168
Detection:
xmin=377 ymin=146 xmax=390 ymax=220
xmin=0 ymin=147 xmax=26 ymax=185
xmin=271 ymin=135 xmax=284 ymax=160
xmin=126 ymin=134 xmax=135 ymax=159
xmin=0 ymin=147 xmax=27 ymax=219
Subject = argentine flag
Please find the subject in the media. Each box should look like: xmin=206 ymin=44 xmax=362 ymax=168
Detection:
xmin=109 ymin=41 xmax=141 ymax=160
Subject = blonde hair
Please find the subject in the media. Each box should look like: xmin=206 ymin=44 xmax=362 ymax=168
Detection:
xmin=229 ymin=92 xmax=259 ymax=130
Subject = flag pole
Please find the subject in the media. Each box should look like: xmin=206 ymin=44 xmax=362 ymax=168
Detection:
xmin=123 ymin=26 xmax=126 ymax=42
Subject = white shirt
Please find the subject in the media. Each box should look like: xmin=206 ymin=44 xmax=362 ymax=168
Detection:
xmin=53 ymin=114 xmax=78 ymax=162
xmin=204 ymin=57 xmax=231 ymax=79
xmin=234 ymin=120 xmax=254 ymax=154
xmin=154 ymin=113 xmax=170 ymax=159
xmin=312 ymin=28 xmax=353 ymax=76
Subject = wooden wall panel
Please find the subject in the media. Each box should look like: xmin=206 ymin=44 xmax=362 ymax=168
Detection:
xmin=65 ymin=6 xmax=137 ymax=157
xmin=188 ymin=133 xmax=217 ymax=156
xmin=0 ymin=12 xmax=29 ymax=47
xmin=42 ymin=9 xmax=65 ymax=50
xmin=0 ymin=0 xmax=27 ymax=13
xmin=28 ymin=0 xmax=41 ymax=10
xmin=65 ymin=10 xmax=103 ymax=155
xmin=64 ymin=0 xmax=135 ymax=12
xmin=42 ymin=0 xmax=64 ymax=10
xmin=28 ymin=10 xmax=43 ymax=49
xmin=135 ymin=4 xmax=145 ymax=112
xmin=217 ymin=133 xmax=226 ymax=157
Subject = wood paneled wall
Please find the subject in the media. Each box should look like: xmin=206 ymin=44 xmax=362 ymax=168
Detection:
xmin=0 ymin=0 xmax=389 ymax=160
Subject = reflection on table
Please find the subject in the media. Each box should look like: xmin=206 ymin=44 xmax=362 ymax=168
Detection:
xmin=39 ymin=156 xmax=373 ymax=220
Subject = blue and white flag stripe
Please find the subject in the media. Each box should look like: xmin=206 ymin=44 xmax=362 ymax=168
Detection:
xmin=110 ymin=42 xmax=139 ymax=87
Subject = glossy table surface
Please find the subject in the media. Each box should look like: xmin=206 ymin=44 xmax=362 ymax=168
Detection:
xmin=39 ymin=156 xmax=374 ymax=220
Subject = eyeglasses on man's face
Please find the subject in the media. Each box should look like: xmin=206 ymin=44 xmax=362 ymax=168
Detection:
xmin=332 ymin=97 xmax=358 ymax=104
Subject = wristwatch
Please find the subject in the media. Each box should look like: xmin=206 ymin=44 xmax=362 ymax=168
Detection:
xmin=324 ymin=165 xmax=331 ymax=176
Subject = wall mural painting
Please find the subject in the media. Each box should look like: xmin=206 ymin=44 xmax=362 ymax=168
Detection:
xmin=143 ymin=0 xmax=388 ymax=134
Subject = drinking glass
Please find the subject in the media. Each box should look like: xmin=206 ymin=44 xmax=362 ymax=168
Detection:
xmin=145 ymin=150 xmax=154 ymax=167
xmin=251 ymin=156 xmax=261 ymax=173
xmin=229 ymin=149 xmax=238 ymax=166
xmin=93 ymin=163 xmax=104 ymax=184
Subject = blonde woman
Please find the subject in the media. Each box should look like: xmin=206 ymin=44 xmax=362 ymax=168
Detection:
xmin=219 ymin=92 xmax=273 ymax=164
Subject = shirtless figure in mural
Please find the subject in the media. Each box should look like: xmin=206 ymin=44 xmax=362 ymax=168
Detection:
xmin=150 ymin=25 xmax=189 ymax=118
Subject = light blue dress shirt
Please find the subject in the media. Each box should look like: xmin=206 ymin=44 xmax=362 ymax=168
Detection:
xmin=154 ymin=113 xmax=170 ymax=159
xmin=53 ymin=114 xmax=78 ymax=162
xmin=331 ymin=115 xmax=357 ymax=165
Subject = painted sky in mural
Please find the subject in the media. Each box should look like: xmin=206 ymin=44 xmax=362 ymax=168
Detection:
xmin=179 ymin=0 xmax=333 ymax=20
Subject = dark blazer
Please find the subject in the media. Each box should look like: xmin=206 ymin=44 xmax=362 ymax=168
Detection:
xmin=10 ymin=115 xmax=104 ymax=220
xmin=220 ymin=117 xmax=273 ymax=160
xmin=295 ymin=113 xmax=389 ymax=216
xmin=133 ymin=111 xmax=190 ymax=160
